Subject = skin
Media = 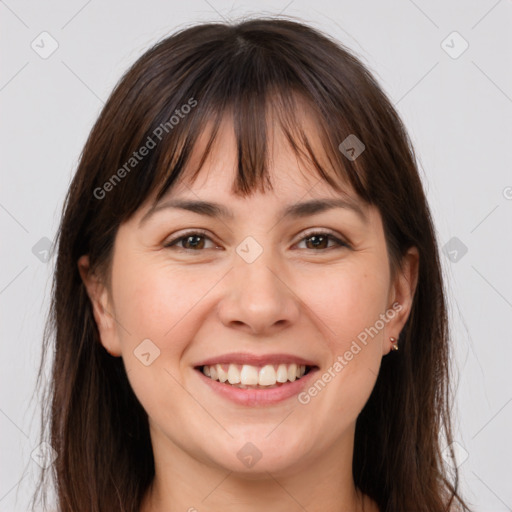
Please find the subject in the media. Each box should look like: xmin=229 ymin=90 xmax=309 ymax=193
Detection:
xmin=79 ymin=111 xmax=419 ymax=512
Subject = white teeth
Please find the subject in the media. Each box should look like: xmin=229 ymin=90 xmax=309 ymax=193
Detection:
xmin=217 ymin=364 xmax=228 ymax=382
xmin=288 ymin=363 xmax=297 ymax=382
xmin=259 ymin=365 xmax=276 ymax=386
xmin=227 ymin=364 xmax=241 ymax=384
xmin=201 ymin=362 xmax=308 ymax=386
xmin=240 ymin=365 xmax=259 ymax=385
xmin=276 ymin=364 xmax=288 ymax=383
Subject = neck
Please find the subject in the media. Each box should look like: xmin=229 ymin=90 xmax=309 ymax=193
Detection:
xmin=140 ymin=422 xmax=378 ymax=512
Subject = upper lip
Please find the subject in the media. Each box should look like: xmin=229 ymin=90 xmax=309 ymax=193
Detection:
xmin=194 ymin=352 xmax=318 ymax=368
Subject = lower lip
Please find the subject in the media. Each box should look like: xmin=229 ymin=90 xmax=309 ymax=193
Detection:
xmin=195 ymin=367 xmax=319 ymax=406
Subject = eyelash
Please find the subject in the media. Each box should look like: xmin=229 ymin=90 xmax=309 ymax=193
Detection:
xmin=163 ymin=229 xmax=350 ymax=253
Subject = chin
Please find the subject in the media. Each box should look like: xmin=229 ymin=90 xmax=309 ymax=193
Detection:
xmin=204 ymin=429 xmax=309 ymax=477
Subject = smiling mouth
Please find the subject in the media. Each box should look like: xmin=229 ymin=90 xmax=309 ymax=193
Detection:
xmin=195 ymin=363 xmax=315 ymax=389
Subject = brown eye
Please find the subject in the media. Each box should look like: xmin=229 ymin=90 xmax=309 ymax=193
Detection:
xmin=180 ymin=234 xmax=206 ymax=250
xmin=297 ymin=232 xmax=349 ymax=251
xmin=304 ymin=234 xmax=329 ymax=250
xmin=164 ymin=231 xmax=217 ymax=251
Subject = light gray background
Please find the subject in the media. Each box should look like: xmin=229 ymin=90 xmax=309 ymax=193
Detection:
xmin=1 ymin=1 xmax=511 ymax=510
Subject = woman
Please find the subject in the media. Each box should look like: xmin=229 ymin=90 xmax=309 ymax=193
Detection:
xmin=32 ymin=16 xmax=472 ymax=512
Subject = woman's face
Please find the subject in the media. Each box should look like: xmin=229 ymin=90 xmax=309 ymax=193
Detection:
xmin=79 ymin=114 xmax=418 ymax=478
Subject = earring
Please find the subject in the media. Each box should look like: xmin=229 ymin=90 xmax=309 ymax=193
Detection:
xmin=390 ymin=337 xmax=399 ymax=351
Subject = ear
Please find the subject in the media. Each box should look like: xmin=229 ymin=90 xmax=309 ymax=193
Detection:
xmin=383 ymin=246 xmax=419 ymax=355
xmin=77 ymin=255 xmax=122 ymax=357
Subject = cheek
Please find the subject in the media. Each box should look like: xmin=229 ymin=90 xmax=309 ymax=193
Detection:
xmin=112 ymin=257 xmax=218 ymax=355
xmin=298 ymin=265 xmax=388 ymax=417
xmin=112 ymin=259 xmax=215 ymax=413
xmin=302 ymin=261 xmax=389 ymax=350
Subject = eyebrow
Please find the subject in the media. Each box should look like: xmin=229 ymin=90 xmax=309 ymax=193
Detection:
xmin=139 ymin=197 xmax=368 ymax=227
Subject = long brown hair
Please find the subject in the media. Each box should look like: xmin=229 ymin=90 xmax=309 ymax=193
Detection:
xmin=31 ymin=16 xmax=472 ymax=512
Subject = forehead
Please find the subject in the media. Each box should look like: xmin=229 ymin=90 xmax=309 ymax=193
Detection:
xmin=134 ymin=116 xmax=373 ymax=232
xmin=169 ymin=110 xmax=356 ymax=202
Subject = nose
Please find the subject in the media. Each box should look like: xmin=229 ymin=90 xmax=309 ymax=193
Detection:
xmin=216 ymin=249 xmax=301 ymax=336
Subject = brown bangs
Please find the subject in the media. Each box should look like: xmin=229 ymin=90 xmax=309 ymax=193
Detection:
xmin=148 ymin=86 xmax=370 ymax=209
